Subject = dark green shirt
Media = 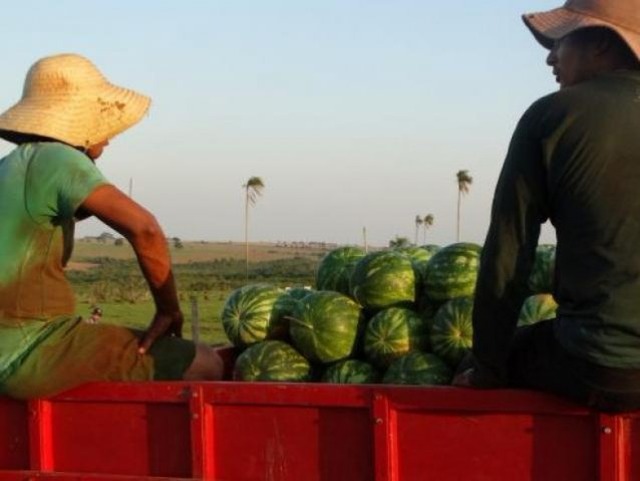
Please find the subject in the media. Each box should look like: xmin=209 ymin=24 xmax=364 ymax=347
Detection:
xmin=473 ymin=70 xmax=640 ymax=381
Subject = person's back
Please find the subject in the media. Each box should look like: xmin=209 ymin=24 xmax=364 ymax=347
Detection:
xmin=0 ymin=143 xmax=101 ymax=320
xmin=454 ymin=0 xmax=640 ymax=411
xmin=533 ymin=72 xmax=640 ymax=368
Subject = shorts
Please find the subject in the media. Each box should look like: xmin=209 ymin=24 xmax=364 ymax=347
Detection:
xmin=1 ymin=317 xmax=196 ymax=399
xmin=508 ymin=320 xmax=640 ymax=412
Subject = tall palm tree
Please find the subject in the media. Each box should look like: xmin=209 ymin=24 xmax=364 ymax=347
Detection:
xmin=422 ymin=214 xmax=434 ymax=244
xmin=414 ymin=215 xmax=423 ymax=245
xmin=456 ymin=170 xmax=473 ymax=242
xmin=243 ymin=176 xmax=265 ymax=280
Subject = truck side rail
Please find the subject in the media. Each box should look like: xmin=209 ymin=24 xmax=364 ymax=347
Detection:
xmin=0 ymin=382 xmax=636 ymax=481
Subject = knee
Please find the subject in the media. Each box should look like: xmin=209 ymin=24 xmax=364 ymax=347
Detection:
xmin=183 ymin=344 xmax=224 ymax=381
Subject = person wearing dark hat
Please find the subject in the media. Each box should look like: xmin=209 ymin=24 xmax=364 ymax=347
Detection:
xmin=453 ymin=0 xmax=640 ymax=411
xmin=0 ymin=53 xmax=223 ymax=399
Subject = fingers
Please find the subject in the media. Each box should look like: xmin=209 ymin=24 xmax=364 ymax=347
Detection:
xmin=138 ymin=313 xmax=184 ymax=354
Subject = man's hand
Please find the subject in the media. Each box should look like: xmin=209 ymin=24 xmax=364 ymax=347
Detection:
xmin=451 ymin=353 xmax=506 ymax=389
xmin=138 ymin=311 xmax=184 ymax=354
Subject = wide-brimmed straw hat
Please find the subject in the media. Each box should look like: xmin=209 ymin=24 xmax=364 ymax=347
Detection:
xmin=523 ymin=0 xmax=640 ymax=60
xmin=0 ymin=53 xmax=151 ymax=147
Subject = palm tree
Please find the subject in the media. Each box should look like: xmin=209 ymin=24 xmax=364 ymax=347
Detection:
xmin=456 ymin=170 xmax=473 ymax=242
xmin=243 ymin=176 xmax=265 ymax=280
xmin=414 ymin=215 xmax=423 ymax=245
xmin=389 ymin=236 xmax=411 ymax=248
xmin=422 ymin=214 xmax=434 ymax=244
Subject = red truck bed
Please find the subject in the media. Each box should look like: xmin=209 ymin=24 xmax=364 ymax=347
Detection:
xmin=0 ymin=379 xmax=637 ymax=481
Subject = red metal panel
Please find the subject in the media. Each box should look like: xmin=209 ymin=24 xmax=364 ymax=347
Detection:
xmin=3 ymin=381 xmax=640 ymax=480
xmin=208 ymin=404 xmax=373 ymax=481
xmin=391 ymin=410 xmax=597 ymax=481
xmin=0 ymin=397 xmax=29 ymax=470
xmin=49 ymin=401 xmax=192 ymax=478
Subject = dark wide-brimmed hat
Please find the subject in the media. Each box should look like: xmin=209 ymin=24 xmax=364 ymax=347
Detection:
xmin=523 ymin=0 xmax=640 ymax=59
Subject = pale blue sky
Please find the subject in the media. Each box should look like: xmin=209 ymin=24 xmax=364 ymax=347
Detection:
xmin=0 ymin=0 xmax=560 ymax=246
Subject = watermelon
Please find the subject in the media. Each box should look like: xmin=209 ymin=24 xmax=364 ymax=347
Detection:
xmin=383 ymin=351 xmax=452 ymax=385
xmin=286 ymin=286 xmax=314 ymax=300
xmin=518 ymin=293 xmax=558 ymax=326
xmin=350 ymin=250 xmax=416 ymax=310
xmin=420 ymin=244 xmax=442 ymax=255
xmin=394 ymin=246 xmax=434 ymax=265
xmin=430 ymin=296 xmax=474 ymax=368
xmin=364 ymin=307 xmax=430 ymax=368
xmin=322 ymin=359 xmax=379 ymax=384
xmin=221 ymin=283 xmax=286 ymax=347
xmin=397 ymin=246 xmax=437 ymax=298
xmin=315 ymin=246 xmax=366 ymax=295
xmin=289 ymin=291 xmax=363 ymax=364
xmin=233 ymin=340 xmax=311 ymax=382
xmin=529 ymin=244 xmax=555 ymax=294
xmin=423 ymin=242 xmax=481 ymax=301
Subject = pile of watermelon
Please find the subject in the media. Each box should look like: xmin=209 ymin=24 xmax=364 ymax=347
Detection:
xmin=220 ymin=242 xmax=557 ymax=386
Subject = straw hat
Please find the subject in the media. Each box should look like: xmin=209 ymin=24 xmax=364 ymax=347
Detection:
xmin=0 ymin=53 xmax=151 ymax=147
xmin=522 ymin=0 xmax=640 ymax=60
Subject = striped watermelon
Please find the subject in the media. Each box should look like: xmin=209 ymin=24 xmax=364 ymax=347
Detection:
xmin=350 ymin=250 xmax=416 ymax=310
xmin=529 ymin=244 xmax=555 ymax=294
xmin=423 ymin=242 xmax=481 ymax=301
xmin=394 ymin=246 xmax=434 ymax=265
xmin=322 ymin=359 xmax=379 ymax=384
xmin=518 ymin=293 xmax=558 ymax=326
xmin=233 ymin=340 xmax=311 ymax=382
xmin=364 ymin=307 xmax=430 ymax=368
xmin=221 ymin=283 xmax=286 ymax=348
xmin=383 ymin=351 xmax=452 ymax=385
xmin=315 ymin=246 xmax=366 ymax=296
xmin=430 ymin=296 xmax=474 ymax=368
xmin=289 ymin=291 xmax=363 ymax=364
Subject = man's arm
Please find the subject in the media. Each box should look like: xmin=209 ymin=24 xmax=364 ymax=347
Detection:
xmin=79 ymin=184 xmax=182 ymax=354
xmin=458 ymin=102 xmax=550 ymax=386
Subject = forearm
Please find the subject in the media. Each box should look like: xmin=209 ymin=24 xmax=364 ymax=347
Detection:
xmin=126 ymin=219 xmax=181 ymax=315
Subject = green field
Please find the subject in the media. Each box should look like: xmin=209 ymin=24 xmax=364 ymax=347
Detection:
xmin=69 ymin=239 xmax=331 ymax=345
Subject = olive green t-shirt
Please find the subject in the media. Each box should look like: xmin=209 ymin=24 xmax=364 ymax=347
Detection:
xmin=0 ymin=142 xmax=108 ymax=381
xmin=473 ymin=71 xmax=640 ymax=380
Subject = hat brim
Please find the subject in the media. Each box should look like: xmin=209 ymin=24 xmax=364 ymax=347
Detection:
xmin=0 ymin=82 xmax=150 ymax=147
xmin=522 ymin=7 xmax=640 ymax=60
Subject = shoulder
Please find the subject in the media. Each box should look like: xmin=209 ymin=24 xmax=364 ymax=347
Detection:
xmin=31 ymin=142 xmax=91 ymax=164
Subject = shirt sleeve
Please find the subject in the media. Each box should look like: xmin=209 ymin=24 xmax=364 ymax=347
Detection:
xmin=25 ymin=143 xmax=110 ymax=223
xmin=472 ymin=99 xmax=551 ymax=384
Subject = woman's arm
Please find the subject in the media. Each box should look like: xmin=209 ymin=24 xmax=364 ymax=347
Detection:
xmin=79 ymin=184 xmax=183 ymax=354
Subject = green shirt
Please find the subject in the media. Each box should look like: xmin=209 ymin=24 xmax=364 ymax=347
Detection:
xmin=0 ymin=142 xmax=108 ymax=382
xmin=473 ymin=70 xmax=640 ymax=381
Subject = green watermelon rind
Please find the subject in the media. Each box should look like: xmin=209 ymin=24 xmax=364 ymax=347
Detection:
xmin=350 ymin=250 xmax=416 ymax=310
xmin=289 ymin=291 xmax=363 ymax=364
xmin=430 ymin=296 xmax=474 ymax=368
xmin=383 ymin=351 xmax=452 ymax=386
xmin=423 ymin=243 xmax=481 ymax=301
xmin=363 ymin=307 xmax=430 ymax=368
xmin=518 ymin=293 xmax=558 ymax=326
xmin=220 ymin=283 xmax=286 ymax=348
xmin=322 ymin=359 xmax=379 ymax=384
xmin=528 ymin=244 xmax=556 ymax=294
xmin=315 ymin=247 xmax=366 ymax=295
xmin=233 ymin=340 xmax=311 ymax=382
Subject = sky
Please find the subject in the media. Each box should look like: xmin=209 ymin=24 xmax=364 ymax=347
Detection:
xmin=0 ymin=0 xmax=561 ymax=247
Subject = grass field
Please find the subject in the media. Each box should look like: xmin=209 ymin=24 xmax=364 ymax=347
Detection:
xmin=69 ymin=239 xmax=332 ymax=345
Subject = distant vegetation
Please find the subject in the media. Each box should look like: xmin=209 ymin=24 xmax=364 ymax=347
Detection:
xmin=67 ymin=240 xmax=327 ymax=344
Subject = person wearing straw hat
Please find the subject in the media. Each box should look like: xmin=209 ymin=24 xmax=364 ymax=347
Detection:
xmin=0 ymin=53 xmax=223 ymax=399
xmin=453 ymin=0 xmax=640 ymax=411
